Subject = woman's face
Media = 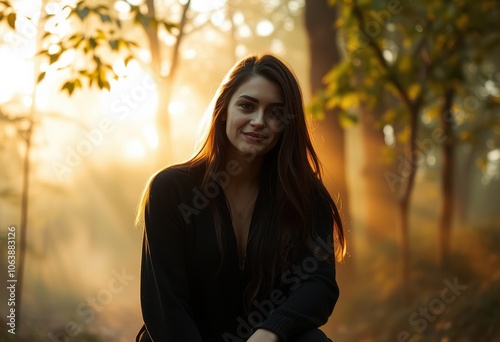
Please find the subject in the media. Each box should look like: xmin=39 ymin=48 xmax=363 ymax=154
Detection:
xmin=224 ymin=75 xmax=284 ymax=159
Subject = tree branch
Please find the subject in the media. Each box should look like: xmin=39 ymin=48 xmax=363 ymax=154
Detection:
xmin=351 ymin=0 xmax=414 ymax=112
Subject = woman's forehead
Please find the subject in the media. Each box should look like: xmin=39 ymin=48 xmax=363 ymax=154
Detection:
xmin=231 ymin=75 xmax=284 ymax=104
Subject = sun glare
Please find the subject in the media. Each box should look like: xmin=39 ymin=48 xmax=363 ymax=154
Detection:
xmin=169 ymin=101 xmax=185 ymax=117
xmin=143 ymin=124 xmax=159 ymax=149
xmin=256 ymin=20 xmax=274 ymax=37
xmin=191 ymin=0 xmax=226 ymax=12
xmin=124 ymin=139 xmax=146 ymax=159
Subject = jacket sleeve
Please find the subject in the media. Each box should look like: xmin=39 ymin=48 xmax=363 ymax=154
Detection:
xmin=255 ymin=199 xmax=339 ymax=341
xmin=139 ymin=170 xmax=203 ymax=341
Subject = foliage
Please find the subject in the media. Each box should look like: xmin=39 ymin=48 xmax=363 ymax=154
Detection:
xmin=0 ymin=0 xmax=16 ymax=29
xmin=0 ymin=0 xmax=176 ymax=95
xmin=37 ymin=0 xmax=176 ymax=95
xmin=317 ymin=0 xmax=500 ymax=154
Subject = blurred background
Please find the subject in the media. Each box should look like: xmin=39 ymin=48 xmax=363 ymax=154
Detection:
xmin=0 ymin=0 xmax=499 ymax=341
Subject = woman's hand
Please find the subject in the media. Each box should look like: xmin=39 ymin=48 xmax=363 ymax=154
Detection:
xmin=246 ymin=329 xmax=279 ymax=342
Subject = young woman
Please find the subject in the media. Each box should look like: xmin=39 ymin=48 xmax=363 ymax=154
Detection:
xmin=136 ymin=54 xmax=346 ymax=342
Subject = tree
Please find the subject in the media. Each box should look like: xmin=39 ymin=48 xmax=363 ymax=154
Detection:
xmin=0 ymin=0 xmax=176 ymax=329
xmin=305 ymin=0 xmax=358 ymax=293
xmin=320 ymin=0 xmax=500 ymax=298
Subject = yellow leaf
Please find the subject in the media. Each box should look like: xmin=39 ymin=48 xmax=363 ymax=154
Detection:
xmin=456 ymin=14 xmax=468 ymax=30
xmin=339 ymin=93 xmax=359 ymax=109
xmin=422 ymin=106 xmax=440 ymax=123
xmin=338 ymin=112 xmax=358 ymax=129
xmin=408 ymin=84 xmax=421 ymax=100
xmin=459 ymin=131 xmax=471 ymax=141
xmin=365 ymin=77 xmax=374 ymax=87
xmin=398 ymin=56 xmax=411 ymax=73
xmin=383 ymin=109 xmax=397 ymax=122
xmin=397 ymin=126 xmax=410 ymax=144
xmin=7 ymin=12 xmax=16 ymax=29
xmin=325 ymin=96 xmax=340 ymax=109
xmin=335 ymin=17 xmax=344 ymax=28
xmin=403 ymin=38 xmax=412 ymax=49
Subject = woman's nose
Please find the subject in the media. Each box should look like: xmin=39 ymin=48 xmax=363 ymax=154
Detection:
xmin=250 ymin=109 xmax=265 ymax=127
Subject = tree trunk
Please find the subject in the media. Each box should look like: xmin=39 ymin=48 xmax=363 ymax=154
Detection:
xmin=144 ymin=0 xmax=190 ymax=167
xmin=17 ymin=0 xmax=47 ymax=328
xmin=397 ymin=107 xmax=419 ymax=303
xmin=304 ymin=0 xmax=350 ymax=237
xmin=438 ymin=89 xmax=455 ymax=268
xmin=455 ymin=142 xmax=474 ymax=226
xmin=304 ymin=1 xmax=356 ymax=303
xmin=144 ymin=0 xmax=171 ymax=166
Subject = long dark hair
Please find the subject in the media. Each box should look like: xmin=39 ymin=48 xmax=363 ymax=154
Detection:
xmin=137 ymin=53 xmax=346 ymax=310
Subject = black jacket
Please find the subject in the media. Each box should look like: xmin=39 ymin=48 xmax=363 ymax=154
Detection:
xmin=137 ymin=165 xmax=339 ymax=341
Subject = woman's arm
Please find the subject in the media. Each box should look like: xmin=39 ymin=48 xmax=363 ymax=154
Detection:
xmin=139 ymin=169 xmax=203 ymax=341
xmin=254 ymin=198 xmax=339 ymax=341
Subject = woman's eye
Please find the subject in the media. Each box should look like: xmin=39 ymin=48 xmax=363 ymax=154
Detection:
xmin=239 ymin=103 xmax=254 ymax=111
xmin=269 ymin=108 xmax=283 ymax=118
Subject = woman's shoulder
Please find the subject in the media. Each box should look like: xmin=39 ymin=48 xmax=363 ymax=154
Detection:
xmin=150 ymin=162 xmax=204 ymax=191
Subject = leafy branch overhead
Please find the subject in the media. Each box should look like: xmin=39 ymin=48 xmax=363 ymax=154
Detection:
xmin=34 ymin=0 xmax=177 ymax=95
xmin=316 ymin=0 xmax=500 ymax=142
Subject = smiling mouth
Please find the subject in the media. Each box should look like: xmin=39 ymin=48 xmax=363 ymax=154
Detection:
xmin=243 ymin=132 xmax=267 ymax=139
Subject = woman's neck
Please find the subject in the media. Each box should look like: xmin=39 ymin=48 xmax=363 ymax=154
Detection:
xmin=223 ymin=147 xmax=263 ymax=192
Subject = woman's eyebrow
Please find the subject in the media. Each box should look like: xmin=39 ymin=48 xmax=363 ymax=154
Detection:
xmin=238 ymin=95 xmax=284 ymax=107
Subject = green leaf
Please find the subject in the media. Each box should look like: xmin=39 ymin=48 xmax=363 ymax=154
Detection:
xmin=408 ymin=83 xmax=421 ymax=101
xmin=99 ymin=13 xmax=111 ymax=23
xmin=61 ymin=81 xmax=75 ymax=95
xmin=76 ymin=7 xmax=90 ymax=21
xmin=102 ymin=81 xmax=110 ymax=91
xmin=127 ymin=40 xmax=138 ymax=47
xmin=124 ymin=55 xmax=134 ymax=66
xmin=7 ymin=12 xmax=16 ymax=29
xmin=35 ymin=49 xmax=48 ymax=57
xmin=49 ymin=52 xmax=61 ymax=64
xmin=74 ymin=78 xmax=82 ymax=90
xmin=96 ymin=29 xmax=106 ymax=40
xmin=37 ymin=72 xmax=46 ymax=84
xmin=109 ymin=40 xmax=118 ymax=50
xmin=162 ymin=21 xmax=177 ymax=33
xmin=338 ymin=111 xmax=358 ymax=128
xmin=0 ymin=0 xmax=12 ymax=8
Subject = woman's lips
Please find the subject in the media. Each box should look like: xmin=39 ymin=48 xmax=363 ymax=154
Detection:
xmin=243 ymin=132 xmax=266 ymax=142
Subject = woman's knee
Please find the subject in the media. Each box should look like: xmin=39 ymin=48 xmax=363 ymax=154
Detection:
xmin=291 ymin=329 xmax=332 ymax=342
